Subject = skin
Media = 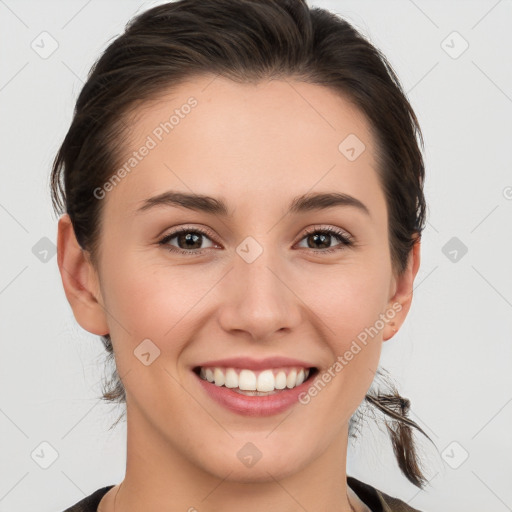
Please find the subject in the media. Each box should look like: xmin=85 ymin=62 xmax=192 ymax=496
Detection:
xmin=57 ymin=74 xmax=420 ymax=512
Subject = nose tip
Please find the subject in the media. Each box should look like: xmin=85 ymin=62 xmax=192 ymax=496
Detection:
xmin=216 ymin=257 xmax=302 ymax=342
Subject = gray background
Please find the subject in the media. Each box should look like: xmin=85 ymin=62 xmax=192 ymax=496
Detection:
xmin=1 ymin=0 xmax=511 ymax=510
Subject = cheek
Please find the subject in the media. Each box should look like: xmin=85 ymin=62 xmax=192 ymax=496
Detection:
xmin=298 ymin=263 xmax=391 ymax=348
xmin=102 ymin=253 xmax=201 ymax=333
xmin=100 ymin=255 xmax=226 ymax=373
xmin=302 ymin=280 xmax=385 ymax=439
xmin=100 ymin=261 xmax=206 ymax=409
xmin=298 ymin=264 xmax=388 ymax=407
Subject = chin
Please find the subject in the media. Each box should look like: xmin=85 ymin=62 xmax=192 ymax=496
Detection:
xmin=197 ymin=445 xmax=311 ymax=484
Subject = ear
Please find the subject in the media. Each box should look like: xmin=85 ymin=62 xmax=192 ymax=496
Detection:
xmin=56 ymin=214 xmax=109 ymax=336
xmin=383 ymin=236 xmax=421 ymax=341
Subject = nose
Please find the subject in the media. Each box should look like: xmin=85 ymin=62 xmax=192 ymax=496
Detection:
xmin=216 ymin=245 xmax=303 ymax=342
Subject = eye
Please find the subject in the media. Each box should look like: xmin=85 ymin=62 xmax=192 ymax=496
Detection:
xmin=158 ymin=226 xmax=217 ymax=255
xmin=157 ymin=225 xmax=354 ymax=255
xmin=296 ymin=225 xmax=354 ymax=254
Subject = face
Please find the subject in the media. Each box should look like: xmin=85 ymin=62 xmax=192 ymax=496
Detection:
xmin=60 ymin=74 xmax=418 ymax=484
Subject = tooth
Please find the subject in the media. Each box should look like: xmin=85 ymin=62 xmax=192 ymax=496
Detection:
xmin=286 ymin=369 xmax=297 ymax=388
xmin=275 ymin=371 xmax=287 ymax=389
xmin=239 ymin=369 xmax=257 ymax=390
xmin=213 ymin=368 xmax=225 ymax=387
xmin=257 ymin=369 xmax=275 ymax=392
xmin=200 ymin=366 xmax=312 ymax=390
xmin=225 ymin=368 xmax=238 ymax=388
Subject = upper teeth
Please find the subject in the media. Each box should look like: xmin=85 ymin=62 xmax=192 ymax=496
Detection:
xmin=199 ymin=367 xmax=310 ymax=392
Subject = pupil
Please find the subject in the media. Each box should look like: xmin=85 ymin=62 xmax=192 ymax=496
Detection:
xmin=311 ymin=233 xmax=329 ymax=249
xmin=181 ymin=232 xmax=201 ymax=249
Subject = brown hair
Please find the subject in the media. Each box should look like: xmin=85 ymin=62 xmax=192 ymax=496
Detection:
xmin=50 ymin=0 xmax=432 ymax=488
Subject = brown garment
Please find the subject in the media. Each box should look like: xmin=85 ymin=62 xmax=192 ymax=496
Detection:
xmin=348 ymin=477 xmax=422 ymax=511
xmin=62 ymin=477 xmax=422 ymax=511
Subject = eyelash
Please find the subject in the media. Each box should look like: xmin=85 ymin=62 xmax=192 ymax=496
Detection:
xmin=157 ymin=225 xmax=354 ymax=256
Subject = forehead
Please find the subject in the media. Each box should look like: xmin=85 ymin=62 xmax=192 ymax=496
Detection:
xmin=105 ymin=75 xmax=385 ymax=219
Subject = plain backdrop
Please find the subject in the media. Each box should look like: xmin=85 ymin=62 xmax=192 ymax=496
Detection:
xmin=1 ymin=1 xmax=511 ymax=511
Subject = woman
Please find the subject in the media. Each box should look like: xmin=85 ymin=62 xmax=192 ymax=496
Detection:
xmin=52 ymin=0 xmax=433 ymax=510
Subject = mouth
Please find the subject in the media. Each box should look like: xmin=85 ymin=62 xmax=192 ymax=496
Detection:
xmin=193 ymin=365 xmax=319 ymax=396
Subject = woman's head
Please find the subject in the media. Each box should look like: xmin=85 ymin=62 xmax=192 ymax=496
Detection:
xmin=52 ymin=0 xmax=428 ymax=491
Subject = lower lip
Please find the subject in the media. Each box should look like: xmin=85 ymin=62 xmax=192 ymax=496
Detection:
xmin=194 ymin=370 xmax=316 ymax=416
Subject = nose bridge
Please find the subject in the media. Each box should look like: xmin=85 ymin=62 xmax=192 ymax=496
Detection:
xmin=217 ymin=233 xmax=302 ymax=340
xmin=238 ymin=238 xmax=283 ymax=297
xmin=236 ymin=233 xmax=286 ymax=305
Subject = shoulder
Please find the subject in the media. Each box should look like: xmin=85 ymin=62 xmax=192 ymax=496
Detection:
xmin=347 ymin=476 xmax=423 ymax=512
xmin=61 ymin=485 xmax=115 ymax=512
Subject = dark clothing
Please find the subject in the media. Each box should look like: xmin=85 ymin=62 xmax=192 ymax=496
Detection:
xmin=63 ymin=477 xmax=422 ymax=511
xmin=347 ymin=477 xmax=422 ymax=511
xmin=63 ymin=486 xmax=113 ymax=512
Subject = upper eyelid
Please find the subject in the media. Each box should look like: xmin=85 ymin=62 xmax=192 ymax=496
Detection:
xmin=159 ymin=224 xmax=353 ymax=246
xmin=302 ymin=224 xmax=353 ymax=239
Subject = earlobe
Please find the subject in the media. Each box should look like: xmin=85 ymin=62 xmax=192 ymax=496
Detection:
xmin=57 ymin=214 xmax=109 ymax=336
xmin=383 ymin=318 xmax=399 ymax=342
xmin=383 ymin=238 xmax=421 ymax=341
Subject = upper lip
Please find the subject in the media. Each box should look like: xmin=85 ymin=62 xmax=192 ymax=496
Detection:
xmin=194 ymin=356 xmax=317 ymax=371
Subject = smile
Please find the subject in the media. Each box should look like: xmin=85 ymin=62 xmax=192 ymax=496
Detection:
xmin=193 ymin=365 xmax=319 ymax=415
xmin=196 ymin=366 xmax=315 ymax=394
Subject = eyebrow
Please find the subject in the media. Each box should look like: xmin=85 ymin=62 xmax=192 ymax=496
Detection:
xmin=136 ymin=190 xmax=370 ymax=217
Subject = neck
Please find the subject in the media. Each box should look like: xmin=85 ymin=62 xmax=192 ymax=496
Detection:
xmin=114 ymin=402 xmax=358 ymax=512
